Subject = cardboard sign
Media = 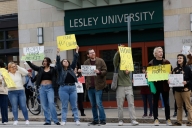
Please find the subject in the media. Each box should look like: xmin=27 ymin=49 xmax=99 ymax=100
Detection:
xmin=118 ymin=47 xmax=134 ymax=71
xmin=169 ymin=74 xmax=184 ymax=87
xmin=147 ymin=64 xmax=171 ymax=82
xmin=75 ymin=82 xmax=84 ymax=93
xmin=78 ymin=76 xmax=85 ymax=83
xmin=133 ymin=74 xmax=148 ymax=86
xmin=182 ymin=45 xmax=191 ymax=55
xmin=0 ymin=68 xmax=16 ymax=88
xmin=21 ymin=46 xmax=45 ymax=61
xmin=57 ymin=34 xmax=77 ymax=51
xmin=81 ymin=65 xmax=96 ymax=76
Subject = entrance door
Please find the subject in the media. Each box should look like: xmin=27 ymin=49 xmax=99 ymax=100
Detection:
xmin=79 ymin=41 xmax=164 ymax=108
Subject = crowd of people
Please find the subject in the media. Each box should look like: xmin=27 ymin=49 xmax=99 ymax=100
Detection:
xmin=0 ymin=46 xmax=192 ymax=126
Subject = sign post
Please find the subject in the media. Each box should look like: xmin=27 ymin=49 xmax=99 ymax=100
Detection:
xmin=127 ymin=16 xmax=132 ymax=80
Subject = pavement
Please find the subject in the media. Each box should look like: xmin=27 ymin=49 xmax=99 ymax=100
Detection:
xmin=5 ymin=108 xmax=189 ymax=124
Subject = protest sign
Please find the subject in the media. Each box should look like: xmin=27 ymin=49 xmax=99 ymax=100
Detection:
xmin=147 ymin=64 xmax=171 ymax=82
xmin=57 ymin=34 xmax=77 ymax=51
xmin=182 ymin=45 xmax=191 ymax=55
xmin=78 ymin=76 xmax=85 ymax=83
xmin=81 ymin=65 xmax=96 ymax=76
xmin=118 ymin=46 xmax=134 ymax=71
xmin=21 ymin=46 xmax=45 ymax=61
xmin=0 ymin=68 xmax=16 ymax=88
xmin=169 ymin=74 xmax=184 ymax=87
xmin=133 ymin=74 xmax=148 ymax=86
xmin=75 ymin=82 xmax=84 ymax=93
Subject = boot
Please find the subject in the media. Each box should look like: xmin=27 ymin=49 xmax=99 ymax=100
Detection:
xmin=80 ymin=109 xmax=86 ymax=116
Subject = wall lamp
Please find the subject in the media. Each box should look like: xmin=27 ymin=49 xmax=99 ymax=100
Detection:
xmin=37 ymin=27 xmax=43 ymax=44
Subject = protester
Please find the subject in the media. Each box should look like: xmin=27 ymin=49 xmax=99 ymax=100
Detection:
xmin=170 ymin=54 xmax=192 ymax=126
xmin=140 ymin=66 xmax=153 ymax=118
xmin=148 ymin=47 xmax=172 ymax=126
xmin=56 ymin=46 xmax=80 ymax=126
xmin=26 ymin=58 xmax=60 ymax=125
xmin=84 ymin=48 xmax=107 ymax=125
xmin=8 ymin=62 xmax=29 ymax=125
xmin=0 ymin=60 xmax=8 ymax=125
xmin=113 ymin=46 xmax=139 ymax=126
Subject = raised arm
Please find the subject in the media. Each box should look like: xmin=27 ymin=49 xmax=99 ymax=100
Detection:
xmin=26 ymin=61 xmax=40 ymax=71
xmin=17 ymin=65 xmax=28 ymax=76
xmin=71 ymin=46 xmax=79 ymax=70
xmin=56 ymin=48 xmax=62 ymax=71
xmin=113 ymin=51 xmax=120 ymax=67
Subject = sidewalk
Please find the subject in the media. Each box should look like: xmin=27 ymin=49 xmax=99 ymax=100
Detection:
xmin=6 ymin=108 xmax=188 ymax=123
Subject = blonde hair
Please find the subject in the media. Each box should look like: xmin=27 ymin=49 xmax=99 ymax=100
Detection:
xmin=153 ymin=47 xmax=163 ymax=57
xmin=8 ymin=62 xmax=16 ymax=72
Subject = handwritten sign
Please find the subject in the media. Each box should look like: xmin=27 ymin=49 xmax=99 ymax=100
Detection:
xmin=0 ymin=68 xmax=16 ymax=88
xmin=133 ymin=74 xmax=148 ymax=86
xmin=81 ymin=65 xmax=96 ymax=76
xmin=75 ymin=82 xmax=84 ymax=93
xmin=21 ymin=46 xmax=45 ymax=61
xmin=78 ymin=76 xmax=85 ymax=83
xmin=182 ymin=45 xmax=191 ymax=55
xmin=57 ymin=34 xmax=77 ymax=51
xmin=147 ymin=64 xmax=171 ymax=82
xmin=118 ymin=47 xmax=134 ymax=71
xmin=169 ymin=74 xmax=184 ymax=87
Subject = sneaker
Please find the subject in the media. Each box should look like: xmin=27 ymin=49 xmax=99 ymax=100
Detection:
xmin=154 ymin=119 xmax=159 ymax=126
xmin=13 ymin=121 xmax=18 ymax=125
xmin=3 ymin=122 xmax=8 ymax=125
xmin=88 ymin=121 xmax=99 ymax=126
xmin=118 ymin=120 xmax=123 ymax=126
xmin=142 ymin=114 xmax=147 ymax=118
xmin=148 ymin=114 xmax=153 ymax=118
xmin=25 ymin=120 xmax=29 ymax=125
xmin=44 ymin=122 xmax=51 ymax=125
xmin=76 ymin=121 xmax=80 ymax=126
xmin=173 ymin=112 xmax=177 ymax=117
xmin=166 ymin=119 xmax=172 ymax=126
xmin=100 ymin=121 xmax=106 ymax=125
xmin=173 ymin=122 xmax=181 ymax=126
xmin=55 ymin=122 xmax=60 ymax=125
xmin=162 ymin=108 xmax=165 ymax=110
xmin=131 ymin=120 xmax=139 ymax=126
xmin=61 ymin=122 xmax=66 ymax=126
xmin=186 ymin=122 xmax=192 ymax=126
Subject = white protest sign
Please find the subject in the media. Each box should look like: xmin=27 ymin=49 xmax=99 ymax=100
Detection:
xmin=169 ymin=74 xmax=184 ymax=87
xmin=81 ymin=65 xmax=96 ymax=76
xmin=182 ymin=45 xmax=191 ymax=55
xmin=133 ymin=74 xmax=148 ymax=86
xmin=75 ymin=82 xmax=84 ymax=93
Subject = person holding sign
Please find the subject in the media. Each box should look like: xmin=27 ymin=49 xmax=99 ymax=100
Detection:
xmin=0 ymin=60 xmax=8 ymax=125
xmin=26 ymin=58 xmax=60 ymax=125
xmin=113 ymin=46 xmax=139 ymax=126
xmin=148 ymin=47 xmax=172 ymax=126
xmin=170 ymin=54 xmax=192 ymax=126
xmin=7 ymin=62 xmax=29 ymax=125
xmin=56 ymin=46 xmax=80 ymax=126
xmin=84 ymin=48 xmax=107 ymax=126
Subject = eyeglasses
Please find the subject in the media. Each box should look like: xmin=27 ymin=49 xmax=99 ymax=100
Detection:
xmin=11 ymin=66 xmax=16 ymax=68
xmin=89 ymin=52 xmax=95 ymax=54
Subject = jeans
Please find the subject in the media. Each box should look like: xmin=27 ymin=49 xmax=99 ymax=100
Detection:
xmin=88 ymin=88 xmax=106 ymax=122
xmin=0 ymin=94 xmax=8 ymax=123
xmin=39 ymin=84 xmax=59 ymax=124
xmin=153 ymin=91 xmax=170 ymax=120
xmin=142 ymin=94 xmax=153 ymax=115
xmin=59 ymin=85 xmax=79 ymax=122
xmin=160 ymin=93 xmax=164 ymax=108
xmin=8 ymin=90 xmax=28 ymax=121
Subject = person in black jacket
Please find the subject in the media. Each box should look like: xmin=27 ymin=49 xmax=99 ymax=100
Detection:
xmin=26 ymin=58 xmax=60 ymax=125
xmin=171 ymin=54 xmax=192 ymax=126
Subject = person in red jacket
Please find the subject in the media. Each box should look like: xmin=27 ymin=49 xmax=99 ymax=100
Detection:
xmin=140 ymin=66 xmax=153 ymax=118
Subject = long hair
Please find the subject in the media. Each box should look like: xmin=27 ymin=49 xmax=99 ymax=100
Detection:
xmin=42 ymin=57 xmax=52 ymax=66
xmin=0 ymin=59 xmax=5 ymax=68
xmin=177 ymin=54 xmax=187 ymax=67
xmin=61 ymin=59 xmax=71 ymax=69
xmin=187 ymin=54 xmax=192 ymax=65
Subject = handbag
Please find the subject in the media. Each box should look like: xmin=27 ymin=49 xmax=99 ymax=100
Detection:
xmin=111 ymin=66 xmax=118 ymax=91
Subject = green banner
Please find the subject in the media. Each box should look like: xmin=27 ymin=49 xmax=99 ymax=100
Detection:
xmin=21 ymin=53 xmax=45 ymax=61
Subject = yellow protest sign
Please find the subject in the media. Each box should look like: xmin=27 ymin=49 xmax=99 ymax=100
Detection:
xmin=147 ymin=64 xmax=171 ymax=82
xmin=57 ymin=34 xmax=77 ymax=51
xmin=0 ymin=68 xmax=16 ymax=88
xmin=118 ymin=47 xmax=134 ymax=71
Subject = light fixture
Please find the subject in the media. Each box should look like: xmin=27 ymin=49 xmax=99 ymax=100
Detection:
xmin=37 ymin=27 xmax=43 ymax=44
xmin=190 ymin=13 xmax=192 ymax=32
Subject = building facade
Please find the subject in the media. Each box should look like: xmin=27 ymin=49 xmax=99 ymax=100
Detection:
xmin=12 ymin=0 xmax=192 ymax=107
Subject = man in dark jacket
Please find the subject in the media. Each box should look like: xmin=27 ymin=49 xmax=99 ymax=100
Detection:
xmin=148 ymin=47 xmax=172 ymax=126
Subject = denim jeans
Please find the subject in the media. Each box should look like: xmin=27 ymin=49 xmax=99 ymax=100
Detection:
xmin=59 ymin=85 xmax=79 ymax=122
xmin=0 ymin=94 xmax=8 ymax=123
xmin=142 ymin=94 xmax=153 ymax=115
xmin=39 ymin=84 xmax=59 ymax=124
xmin=8 ymin=90 xmax=28 ymax=121
xmin=88 ymin=88 xmax=106 ymax=122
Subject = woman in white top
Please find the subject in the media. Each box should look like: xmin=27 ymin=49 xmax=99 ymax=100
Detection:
xmin=7 ymin=62 xmax=29 ymax=125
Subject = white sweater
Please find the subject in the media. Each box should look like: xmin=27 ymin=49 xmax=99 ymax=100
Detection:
xmin=8 ymin=66 xmax=28 ymax=91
